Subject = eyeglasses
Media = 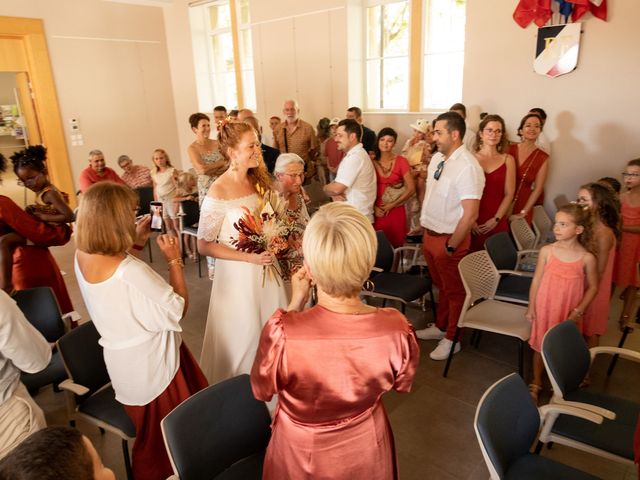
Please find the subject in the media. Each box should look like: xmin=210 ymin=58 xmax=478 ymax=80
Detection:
xmin=282 ymin=172 xmax=305 ymax=180
xmin=483 ymin=128 xmax=502 ymax=135
xmin=622 ymin=172 xmax=640 ymax=178
xmin=433 ymin=160 xmax=445 ymax=181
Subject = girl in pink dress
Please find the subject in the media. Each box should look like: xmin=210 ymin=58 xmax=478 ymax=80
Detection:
xmin=526 ymin=204 xmax=598 ymax=402
xmin=614 ymin=159 xmax=640 ymax=329
xmin=577 ymin=183 xmax=620 ymax=348
xmin=470 ymin=114 xmax=516 ymax=252
xmin=373 ymin=128 xmax=415 ymax=248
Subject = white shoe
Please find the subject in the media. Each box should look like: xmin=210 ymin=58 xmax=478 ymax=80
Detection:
xmin=429 ymin=338 xmax=461 ymax=361
xmin=415 ymin=324 xmax=445 ymax=341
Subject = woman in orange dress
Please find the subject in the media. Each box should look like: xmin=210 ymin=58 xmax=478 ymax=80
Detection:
xmin=470 ymin=114 xmax=516 ymax=252
xmin=614 ymin=159 xmax=640 ymax=328
xmin=251 ymin=203 xmax=420 ymax=480
xmin=508 ymin=113 xmax=549 ymax=224
xmin=0 ymin=154 xmax=72 ymax=311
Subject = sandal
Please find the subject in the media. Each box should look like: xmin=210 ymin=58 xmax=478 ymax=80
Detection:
xmin=528 ymin=383 xmax=542 ymax=403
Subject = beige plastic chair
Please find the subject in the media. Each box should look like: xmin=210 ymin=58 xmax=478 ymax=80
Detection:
xmin=510 ymin=216 xmax=537 ymax=251
xmin=532 ymin=205 xmax=553 ymax=248
xmin=442 ymin=250 xmax=530 ymax=378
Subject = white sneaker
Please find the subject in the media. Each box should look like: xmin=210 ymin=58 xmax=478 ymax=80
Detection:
xmin=415 ymin=324 xmax=445 ymax=341
xmin=429 ymin=338 xmax=461 ymax=361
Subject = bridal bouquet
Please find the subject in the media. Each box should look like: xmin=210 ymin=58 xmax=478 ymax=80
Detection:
xmin=231 ymin=187 xmax=298 ymax=286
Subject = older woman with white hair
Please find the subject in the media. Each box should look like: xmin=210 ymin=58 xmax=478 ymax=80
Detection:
xmin=251 ymin=202 xmax=420 ymax=480
xmin=273 ymin=153 xmax=309 ymax=280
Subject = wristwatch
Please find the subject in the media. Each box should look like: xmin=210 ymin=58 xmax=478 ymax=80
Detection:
xmin=445 ymin=244 xmax=455 ymax=254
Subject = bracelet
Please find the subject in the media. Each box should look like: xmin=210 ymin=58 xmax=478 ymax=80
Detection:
xmin=131 ymin=244 xmax=144 ymax=251
xmin=573 ymin=308 xmax=583 ymax=317
xmin=495 ymin=216 xmax=501 ymax=223
xmin=167 ymin=258 xmax=184 ymax=269
xmin=520 ymin=209 xmax=527 ymax=215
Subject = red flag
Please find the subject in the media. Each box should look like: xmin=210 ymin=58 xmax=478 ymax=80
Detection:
xmin=570 ymin=0 xmax=607 ymax=21
xmin=513 ymin=0 xmax=552 ymax=28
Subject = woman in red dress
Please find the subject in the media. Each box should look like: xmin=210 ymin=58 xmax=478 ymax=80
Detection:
xmin=251 ymin=202 xmax=419 ymax=480
xmin=372 ymin=128 xmax=415 ymax=248
xmin=508 ymin=113 xmax=549 ymax=224
xmin=470 ymin=114 xmax=516 ymax=252
xmin=0 ymin=154 xmax=72 ymax=312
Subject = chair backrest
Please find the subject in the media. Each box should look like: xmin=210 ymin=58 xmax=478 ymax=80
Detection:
xmin=510 ymin=216 xmax=537 ymax=250
xmin=13 ymin=287 xmax=65 ymax=342
xmin=57 ymin=321 xmax=111 ymax=396
xmin=541 ymin=321 xmax=591 ymax=398
xmin=474 ymin=373 xmax=540 ymax=479
xmin=180 ymin=200 xmax=200 ymax=229
xmin=532 ymin=205 xmax=552 ymax=247
xmin=485 ymin=232 xmax=517 ymax=270
xmin=161 ymin=374 xmax=271 ymax=480
xmin=458 ymin=251 xmax=500 ymax=305
xmin=135 ymin=186 xmax=154 ymax=216
xmin=374 ymin=231 xmax=394 ymax=272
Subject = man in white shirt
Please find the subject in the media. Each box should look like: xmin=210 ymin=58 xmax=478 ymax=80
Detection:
xmin=416 ymin=112 xmax=485 ymax=361
xmin=0 ymin=290 xmax=51 ymax=459
xmin=323 ymin=119 xmax=376 ymax=222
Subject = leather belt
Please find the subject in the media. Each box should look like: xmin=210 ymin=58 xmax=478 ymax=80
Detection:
xmin=425 ymin=229 xmax=450 ymax=237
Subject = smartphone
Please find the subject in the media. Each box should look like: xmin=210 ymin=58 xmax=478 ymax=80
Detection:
xmin=150 ymin=201 xmax=164 ymax=232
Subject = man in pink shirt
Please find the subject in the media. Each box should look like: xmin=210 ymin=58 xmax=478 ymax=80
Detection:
xmin=78 ymin=150 xmax=125 ymax=193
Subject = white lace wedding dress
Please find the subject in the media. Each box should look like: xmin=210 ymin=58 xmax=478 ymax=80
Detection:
xmin=197 ymin=193 xmax=288 ymax=384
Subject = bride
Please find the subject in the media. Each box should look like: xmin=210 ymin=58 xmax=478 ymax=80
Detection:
xmin=197 ymin=121 xmax=287 ymax=384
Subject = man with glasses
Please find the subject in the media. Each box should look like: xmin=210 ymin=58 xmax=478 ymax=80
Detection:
xmin=415 ymin=111 xmax=485 ymax=361
xmin=117 ymin=155 xmax=152 ymax=189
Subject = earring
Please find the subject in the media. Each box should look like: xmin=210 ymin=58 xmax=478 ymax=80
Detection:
xmin=311 ymin=284 xmax=318 ymax=305
xmin=364 ymin=279 xmax=375 ymax=292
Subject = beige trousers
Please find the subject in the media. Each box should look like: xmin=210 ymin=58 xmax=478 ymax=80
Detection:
xmin=0 ymin=382 xmax=46 ymax=459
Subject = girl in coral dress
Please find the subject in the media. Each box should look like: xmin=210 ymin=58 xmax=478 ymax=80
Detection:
xmin=577 ymin=183 xmax=620 ymax=348
xmin=251 ymin=203 xmax=419 ymax=480
xmin=373 ymin=128 xmax=415 ymax=248
xmin=526 ymin=204 xmax=598 ymax=402
xmin=508 ymin=113 xmax=549 ymax=224
xmin=470 ymin=114 xmax=516 ymax=252
xmin=614 ymin=159 xmax=640 ymax=329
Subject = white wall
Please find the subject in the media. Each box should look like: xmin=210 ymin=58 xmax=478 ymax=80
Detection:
xmin=0 ymin=0 xmax=180 ymax=189
xmin=463 ymin=0 xmax=640 ymax=210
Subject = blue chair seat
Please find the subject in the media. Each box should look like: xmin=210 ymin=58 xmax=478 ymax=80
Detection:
xmin=551 ymin=389 xmax=639 ymax=460
xmin=78 ymin=386 xmax=136 ymax=438
xmin=215 ymin=451 xmax=265 ymax=479
xmin=370 ymin=272 xmax=432 ymax=302
xmin=506 ymin=454 xmax=600 ymax=480
xmin=496 ymin=274 xmax=531 ymax=303
xmin=20 ymin=351 xmax=67 ymax=394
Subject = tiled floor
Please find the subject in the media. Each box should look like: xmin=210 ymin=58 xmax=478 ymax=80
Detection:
xmin=33 ymin=239 xmax=640 ymax=479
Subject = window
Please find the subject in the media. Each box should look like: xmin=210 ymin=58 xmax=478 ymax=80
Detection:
xmin=366 ymin=1 xmax=410 ymax=110
xmin=190 ymin=0 xmax=256 ymax=111
xmin=363 ymin=0 xmax=466 ymax=112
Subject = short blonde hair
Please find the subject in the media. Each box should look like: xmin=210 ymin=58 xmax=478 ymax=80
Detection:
xmin=76 ymin=182 xmax=138 ymax=255
xmin=303 ymin=203 xmax=377 ymax=298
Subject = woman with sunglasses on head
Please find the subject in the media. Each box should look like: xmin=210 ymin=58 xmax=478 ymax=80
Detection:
xmin=507 ymin=113 xmax=549 ymax=224
xmin=0 ymin=149 xmax=73 ymax=314
xmin=469 ymin=115 xmax=516 ymax=252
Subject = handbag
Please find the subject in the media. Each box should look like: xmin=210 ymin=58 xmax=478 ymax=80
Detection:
xmin=381 ymin=182 xmax=407 ymax=205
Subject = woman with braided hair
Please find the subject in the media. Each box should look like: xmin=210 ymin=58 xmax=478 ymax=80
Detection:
xmin=0 ymin=147 xmax=72 ymax=312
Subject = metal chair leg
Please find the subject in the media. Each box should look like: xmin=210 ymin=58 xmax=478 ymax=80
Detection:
xmin=443 ymin=327 xmax=460 ymax=378
xmin=518 ymin=340 xmax=524 ymax=378
xmin=122 ymin=439 xmax=133 ymax=480
xmin=607 ymin=326 xmax=632 ymax=376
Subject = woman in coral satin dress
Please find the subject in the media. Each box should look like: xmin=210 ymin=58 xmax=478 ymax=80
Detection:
xmin=372 ymin=128 xmax=415 ymax=248
xmin=251 ymin=203 xmax=420 ymax=480
xmin=508 ymin=113 xmax=549 ymax=224
xmin=470 ymin=115 xmax=515 ymax=252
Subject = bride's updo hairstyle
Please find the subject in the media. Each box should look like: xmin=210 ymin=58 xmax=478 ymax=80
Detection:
xmin=303 ymin=203 xmax=377 ymax=298
xmin=218 ymin=120 xmax=271 ymax=192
